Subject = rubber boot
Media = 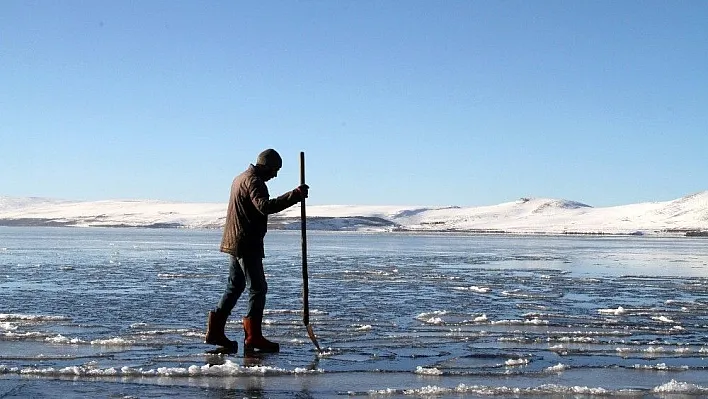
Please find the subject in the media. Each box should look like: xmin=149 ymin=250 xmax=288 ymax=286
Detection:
xmin=205 ymin=311 xmax=237 ymax=351
xmin=243 ymin=316 xmax=279 ymax=353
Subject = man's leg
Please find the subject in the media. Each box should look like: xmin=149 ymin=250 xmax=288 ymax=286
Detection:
xmin=240 ymin=254 xmax=267 ymax=319
xmin=240 ymin=255 xmax=279 ymax=353
xmin=205 ymin=255 xmax=245 ymax=349
xmin=217 ymin=255 xmax=247 ymax=315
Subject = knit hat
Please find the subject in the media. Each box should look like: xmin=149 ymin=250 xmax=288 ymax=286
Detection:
xmin=256 ymin=149 xmax=282 ymax=169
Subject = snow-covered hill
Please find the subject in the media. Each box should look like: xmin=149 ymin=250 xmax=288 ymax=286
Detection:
xmin=1 ymin=192 xmax=707 ymax=235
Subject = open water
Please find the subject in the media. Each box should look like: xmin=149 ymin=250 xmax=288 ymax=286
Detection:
xmin=1 ymin=227 xmax=708 ymax=398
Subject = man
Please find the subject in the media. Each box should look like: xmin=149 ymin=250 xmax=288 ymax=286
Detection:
xmin=205 ymin=149 xmax=308 ymax=353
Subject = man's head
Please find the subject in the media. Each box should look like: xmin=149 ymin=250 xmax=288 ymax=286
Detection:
xmin=256 ymin=148 xmax=282 ymax=180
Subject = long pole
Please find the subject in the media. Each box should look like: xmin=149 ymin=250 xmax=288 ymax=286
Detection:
xmin=300 ymin=151 xmax=321 ymax=352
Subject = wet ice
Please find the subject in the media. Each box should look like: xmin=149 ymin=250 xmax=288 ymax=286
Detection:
xmin=2 ymin=228 xmax=708 ymax=397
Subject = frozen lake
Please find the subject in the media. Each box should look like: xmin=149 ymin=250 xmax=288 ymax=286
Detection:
xmin=1 ymin=227 xmax=708 ymax=398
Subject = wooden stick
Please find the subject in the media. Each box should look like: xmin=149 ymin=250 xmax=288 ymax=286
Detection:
xmin=300 ymin=151 xmax=321 ymax=352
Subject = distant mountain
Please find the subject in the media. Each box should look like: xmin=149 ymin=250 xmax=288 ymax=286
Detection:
xmin=0 ymin=192 xmax=707 ymax=236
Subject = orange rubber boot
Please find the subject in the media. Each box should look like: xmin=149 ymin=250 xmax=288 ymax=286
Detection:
xmin=243 ymin=316 xmax=279 ymax=353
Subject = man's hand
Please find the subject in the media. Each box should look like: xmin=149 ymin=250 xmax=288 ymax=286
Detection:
xmin=296 ymin=184 xmax=309 ymax=198
xmin=293 ymin=184 xmax=310 ymax=198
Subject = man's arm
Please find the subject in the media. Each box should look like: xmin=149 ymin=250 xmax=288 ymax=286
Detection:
xmin=251 ymin=180 xmax=307 ymax=215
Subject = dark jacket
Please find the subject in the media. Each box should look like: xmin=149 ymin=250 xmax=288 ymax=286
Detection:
xmin=220 ymin=165 xmax=301 ymax=257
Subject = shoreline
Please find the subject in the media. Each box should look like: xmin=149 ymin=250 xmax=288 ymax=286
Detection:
xmin=0 ymin=220 xmax=704 ymax=238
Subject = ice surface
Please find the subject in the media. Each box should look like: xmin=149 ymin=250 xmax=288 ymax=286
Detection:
xmin=2 ymin=228 xmax=708 ymax=397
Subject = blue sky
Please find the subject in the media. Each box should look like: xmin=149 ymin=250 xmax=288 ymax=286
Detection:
xmin=1 ymin=1 xmax=706 ymax=207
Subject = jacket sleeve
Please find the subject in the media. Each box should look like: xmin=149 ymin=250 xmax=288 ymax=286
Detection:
xmin=250 ymin=179 xmax=302 ymax=215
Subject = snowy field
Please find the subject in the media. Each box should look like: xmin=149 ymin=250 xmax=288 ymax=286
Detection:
xmin=1 ymin=191 xmax=707 ymax=235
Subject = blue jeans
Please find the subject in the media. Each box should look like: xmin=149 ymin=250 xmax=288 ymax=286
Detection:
xmin=216 ymin=254 xmax=268 ymax=320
